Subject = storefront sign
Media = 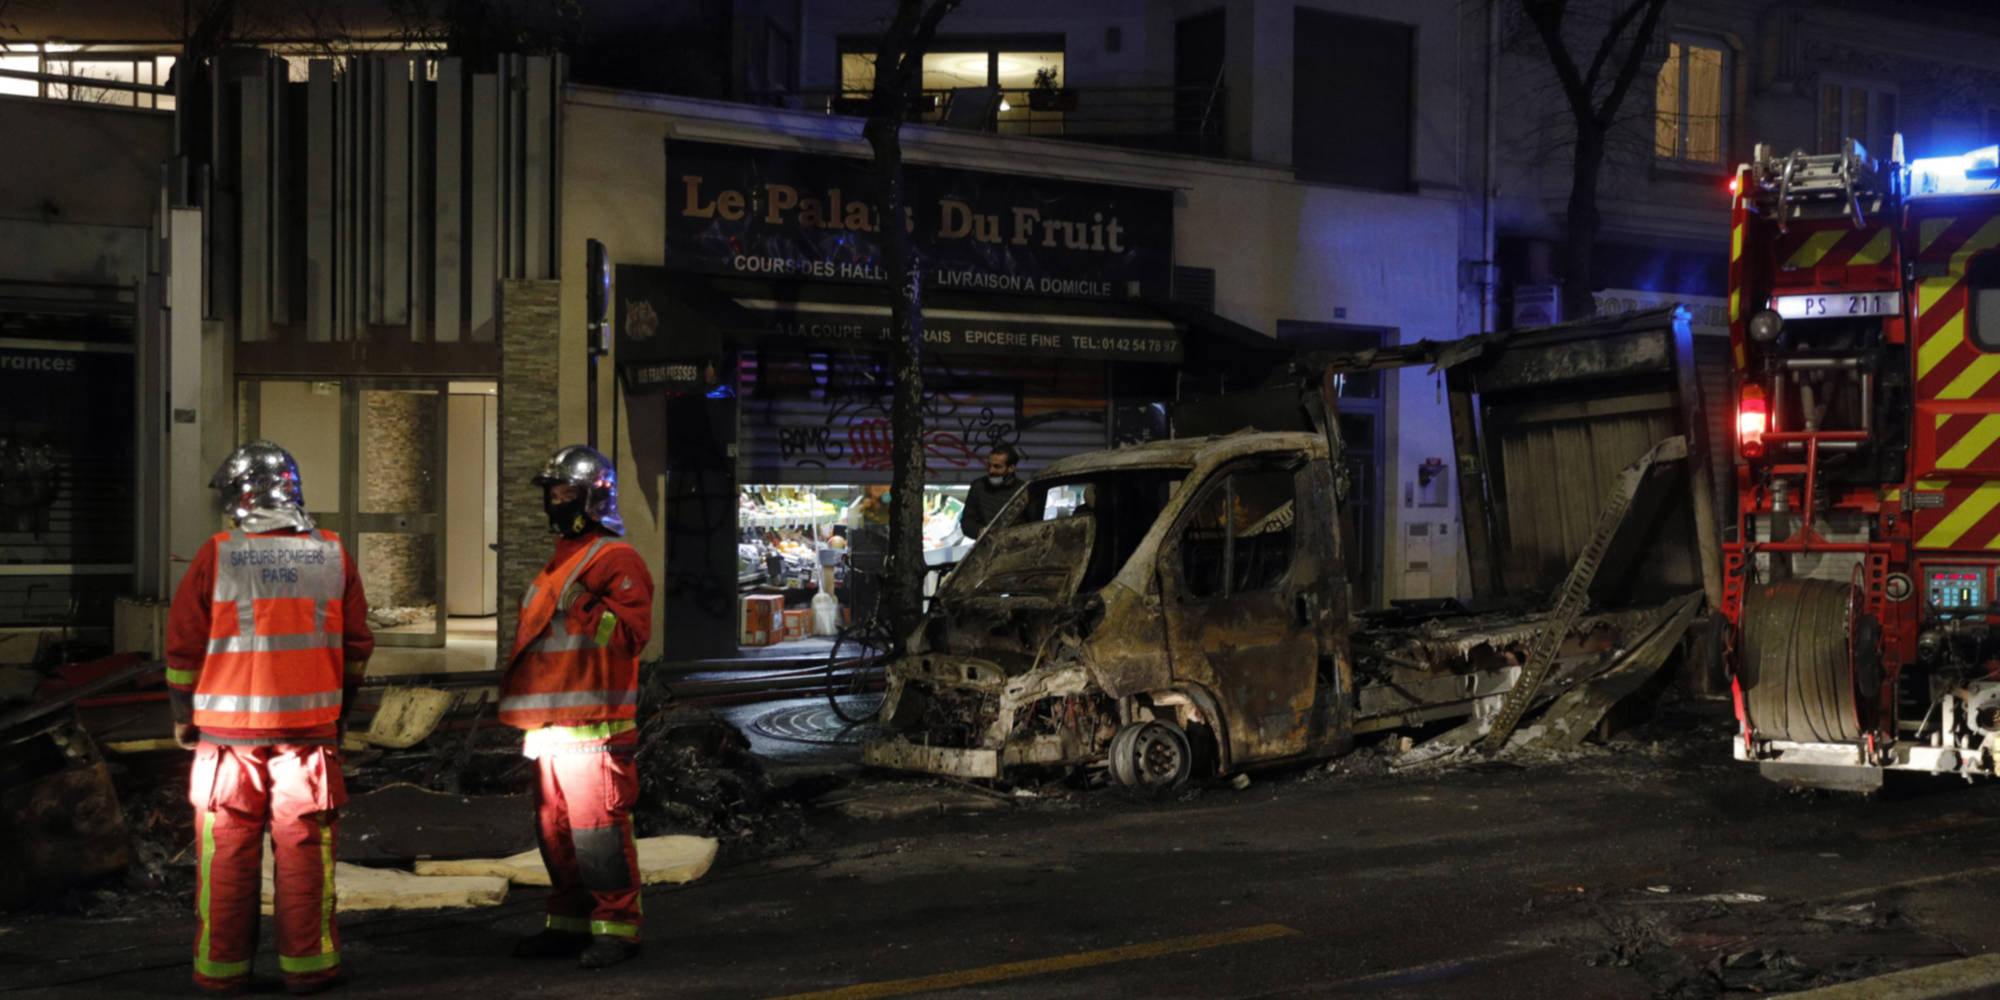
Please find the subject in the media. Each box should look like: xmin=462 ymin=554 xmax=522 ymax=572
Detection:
xmin=665 ymin=140 xmax=1173 ymax=302
xmin=740 ymin=301 xmax=1180 ymax=363
xmin=614 ymin=265 xmax=731 ymax=394
xmin=615 ymin=264 xmax=1183 ymax=395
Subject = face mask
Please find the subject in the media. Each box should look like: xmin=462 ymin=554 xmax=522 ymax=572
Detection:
xmin=545 ymin=492 xmax=591 ymax=538
xmin=986 ymin=474 xmax=1007 ymax=487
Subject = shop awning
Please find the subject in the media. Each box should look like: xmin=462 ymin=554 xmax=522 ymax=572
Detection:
xmin=615 ymin=267 xmax=1292 ymax=392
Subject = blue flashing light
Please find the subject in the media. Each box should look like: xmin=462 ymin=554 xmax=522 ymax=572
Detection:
xmin=1909 ymin=145 xmax=2000 ymax=195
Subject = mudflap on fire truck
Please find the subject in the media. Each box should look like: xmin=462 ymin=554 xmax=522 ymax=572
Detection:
xmin=1728 ymin=137 xmax=2000 ymax=792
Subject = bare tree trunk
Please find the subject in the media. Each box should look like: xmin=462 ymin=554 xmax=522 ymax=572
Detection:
xmin=863 ymin=116 xmax=928 ymax=640
xmin=863 ymin=0 xmax=959 ymax=641
xmin=1563 ymin=123 xmax=1606 ymax=323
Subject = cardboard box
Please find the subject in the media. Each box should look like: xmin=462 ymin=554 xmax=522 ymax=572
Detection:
xmin=742 ymin=594 xmax=786 ymax=645
xmin=783 ymin=609 xmax=809 ymax=641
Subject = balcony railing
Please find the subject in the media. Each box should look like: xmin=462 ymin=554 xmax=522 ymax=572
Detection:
xmin=758 ymin=85 xmax=1229 ymax=159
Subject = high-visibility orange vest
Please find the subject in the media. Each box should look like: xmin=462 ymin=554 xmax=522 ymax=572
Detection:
xmin=499 ymin=536 xmax=640 ymax=729
xmin=193 ymin=529 xmax=348 ymax=731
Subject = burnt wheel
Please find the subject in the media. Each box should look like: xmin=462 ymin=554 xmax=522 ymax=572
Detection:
xmin=1742 ymin=578 xmax=1864 ymax=743
xmin=1109 ymin=721 xmax=1193 ymax=793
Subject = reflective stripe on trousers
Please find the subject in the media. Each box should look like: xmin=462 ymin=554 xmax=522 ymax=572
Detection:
xmin=188 ymin=744 xmax=344 ymax=989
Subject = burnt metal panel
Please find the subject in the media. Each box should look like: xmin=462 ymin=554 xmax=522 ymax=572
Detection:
xmin=1469 ymin=327 xmax=1676 ymax=395
xmin=1693 ymin=334 xmax=1736 ymax=531
xmin=1487 ymin=407 xmax=1702 ymax=602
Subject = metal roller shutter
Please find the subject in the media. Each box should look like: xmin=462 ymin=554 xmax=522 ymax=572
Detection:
xmin=737 ymin=349 xmax=1111 ymax=486
xmin=0 ymin=293 xmax=137 ymax=632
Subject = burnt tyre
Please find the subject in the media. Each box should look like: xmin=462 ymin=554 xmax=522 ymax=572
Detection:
xmin=1109 ymin=721 xmax=1194 ymax=793
xmin=1741 ymin=578 xmax=1865 ymax=743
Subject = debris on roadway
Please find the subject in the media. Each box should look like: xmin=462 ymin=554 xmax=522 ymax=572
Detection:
xmin=413 ymin=834 xmax=718 ymax=886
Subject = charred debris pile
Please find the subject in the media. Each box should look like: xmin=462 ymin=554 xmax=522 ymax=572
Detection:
xmin=0 ymin=661 xmax=816 ymax=914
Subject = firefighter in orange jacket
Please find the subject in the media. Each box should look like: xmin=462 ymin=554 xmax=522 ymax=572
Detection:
xmin=503 ymin=444 xmax=655 ymax=970
xmin=167 ymin=441 xmax=372 ymax=995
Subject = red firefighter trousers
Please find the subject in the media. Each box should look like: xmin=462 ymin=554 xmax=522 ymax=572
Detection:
xmin=188 ymin=743 xmax=345 ymax=991
xmin=534 ymin=749 xmax=643 ymax=940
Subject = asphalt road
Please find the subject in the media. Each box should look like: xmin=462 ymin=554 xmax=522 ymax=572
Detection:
xmin=15 ymin=702 xmax=2000 ymax=999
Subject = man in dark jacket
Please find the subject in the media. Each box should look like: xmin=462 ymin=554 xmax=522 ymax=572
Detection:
xmin=958 ymin=445 xmax=1022 ymax=540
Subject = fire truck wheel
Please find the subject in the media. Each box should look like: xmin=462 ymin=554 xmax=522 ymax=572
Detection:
xmin=1742 ymin=578 xmax=1865 ymax=743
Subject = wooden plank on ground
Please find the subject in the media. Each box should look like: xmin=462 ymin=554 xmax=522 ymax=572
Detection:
xmin=412 ymin=834 xmax=718 ymax=886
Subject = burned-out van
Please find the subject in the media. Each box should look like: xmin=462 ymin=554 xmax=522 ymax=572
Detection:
xmin=861 ymin=428 xmax=1659 ymax=789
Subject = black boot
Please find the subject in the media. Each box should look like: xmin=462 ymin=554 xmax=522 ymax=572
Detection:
xmin=577 ymin=935 xmax=640 ymax=970
xmin=513 ymin=928 xmax=591 ymax=959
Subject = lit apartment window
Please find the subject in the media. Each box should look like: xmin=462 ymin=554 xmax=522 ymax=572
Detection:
xmin=1654 ymin=35 xmax=1730 ymax=166
xmin=840 ymin=38 xmax=1062 ymax=129
xmin=0 ymin=53 xmax=38 ymax=98
xmin=16 ymin=49 xmax=176 ymax=109
xmin=1819 ymin=80 xmax=1896 ymax=158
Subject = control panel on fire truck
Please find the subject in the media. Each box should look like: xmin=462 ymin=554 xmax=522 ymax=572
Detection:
xmin=1927 ymin=567 xmax=1988 ymax=615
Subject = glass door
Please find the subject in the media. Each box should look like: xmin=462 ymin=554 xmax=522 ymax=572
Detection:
xmin=237 ymin=378 xmax=346 ymax=533
xmin=238 ymin=378 xmax=450 ymax=649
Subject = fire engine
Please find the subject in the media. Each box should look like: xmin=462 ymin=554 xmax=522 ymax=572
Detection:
xmin=1728 ymin=136 xmax=2000 ymax=790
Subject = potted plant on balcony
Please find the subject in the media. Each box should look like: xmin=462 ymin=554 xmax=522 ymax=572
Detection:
xmin=1026 ymin=66 xmax=1077 ymax=112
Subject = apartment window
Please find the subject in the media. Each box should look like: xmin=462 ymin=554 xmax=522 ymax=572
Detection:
xmin=45 ymin=54 xmax=176 ymax=109
xmin=767 ymin=25 xmax=797 ymax=93
xmin=0 ymin=54 xmax=37 ymax=98
xmin=1292 ymin=9 xmax=1414 ymax=191
xmin=839 ymin=35 xmax=1062 ymax=130
xmin=1 ymin=46 xmax=177 ymax=109
xmin=1819 ymin=80 xmax=1897 ymax=158
xmin=1655 ymin=34 xmax=1730 ymax=166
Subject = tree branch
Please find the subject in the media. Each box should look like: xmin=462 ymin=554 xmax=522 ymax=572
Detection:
xmin=1522 ymin=0 xmax=1597 ymax=127
xmin=1594 ymin=0 xmax=1668 ymax=127
xmin=1581 ymin=0 xmax=1649 ymax=97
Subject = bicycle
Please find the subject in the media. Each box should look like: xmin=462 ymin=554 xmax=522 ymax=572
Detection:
xmin=824 ymin=542 xmax=894 ymax=724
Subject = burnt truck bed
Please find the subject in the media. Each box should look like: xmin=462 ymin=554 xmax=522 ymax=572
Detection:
xmin=860 ymin=598 xmax=1670 ymax=781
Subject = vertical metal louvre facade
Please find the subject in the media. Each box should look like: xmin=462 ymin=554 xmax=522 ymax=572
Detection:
xmin=219 ymin=53 xmax=561 ymax=354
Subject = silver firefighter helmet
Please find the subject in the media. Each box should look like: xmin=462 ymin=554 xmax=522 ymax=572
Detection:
xmin=532 ymin=444 xmax=623 ymax=535
xmin=210 ymin=440 xmax=315 ymax=533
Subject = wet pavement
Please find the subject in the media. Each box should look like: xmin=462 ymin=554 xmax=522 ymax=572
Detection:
xmin=15 ymin=700 xmax=2000 ymax=997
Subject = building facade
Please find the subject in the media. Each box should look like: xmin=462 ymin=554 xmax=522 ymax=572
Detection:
xmin=10 ymin=0 xmax=2000 ymax=667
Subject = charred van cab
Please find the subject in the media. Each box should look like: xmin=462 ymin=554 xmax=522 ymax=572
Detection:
xmin=863 ymin=430 xmax=1358 ymax=790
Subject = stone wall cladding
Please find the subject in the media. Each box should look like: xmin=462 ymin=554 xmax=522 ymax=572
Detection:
xmin=498 ymin=280 xmax=563 ymax=652
xmin=358 ymin=391 xmax=440 ymax=607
